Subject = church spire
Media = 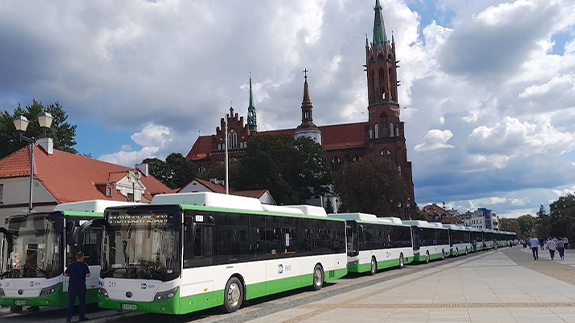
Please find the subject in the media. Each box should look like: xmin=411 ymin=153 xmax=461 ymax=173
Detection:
xmin=302 ymin=69 xmax=311 ymax=105
xmin=247 ymin=74 xmax=257 ymax=133
xmin=373 ymin=0 xmax=388 ymax=45
xmin=295 ymin=68 xmax=321 ymax=144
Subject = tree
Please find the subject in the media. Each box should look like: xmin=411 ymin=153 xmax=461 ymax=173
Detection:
xmin=231 ymin=134 xmax=332 ymax=205
xmin=142 ymin=153 xmax=197 ymax=189
xmin=0 ymin=100 xmax=77 ymax=158
xmin=334 ymin=154 xmax=409 ymax=218
xmin=324 ymin=198 xmax=334 ymax=214
xmin=516 ymin=214 xmax=536 ymax=238
xmin=500 ymin=218 xmax=520 ymax=236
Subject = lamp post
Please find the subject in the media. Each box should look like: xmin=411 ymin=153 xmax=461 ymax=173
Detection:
xmin=224 ymin=116 xmax=229 ymax=195
xmin=13 ymin=112 xmax=53 ymax=213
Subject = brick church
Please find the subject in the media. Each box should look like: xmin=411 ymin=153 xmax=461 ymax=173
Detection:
xmin=186 ymin=0 xmax=415 ymax=211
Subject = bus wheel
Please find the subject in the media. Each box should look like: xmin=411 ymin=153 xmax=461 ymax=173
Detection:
xmin=370 ymin=257 xmax=377 ymax=275
xmin=455 ymin=248 xmax=459 ymax=257
xmin=313 ymin=264 xmax=324 ymax=291
xmin=224 ymin=277 xmax=243 ymax=313
xmin=399 ymin=254 xmax=405 ymax=269
xmin=425 ymin=251 xmax=430 ymax=264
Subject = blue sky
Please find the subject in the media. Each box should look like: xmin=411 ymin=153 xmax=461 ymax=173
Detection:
xmin=1 ymin=0 xmax=575 ymax=218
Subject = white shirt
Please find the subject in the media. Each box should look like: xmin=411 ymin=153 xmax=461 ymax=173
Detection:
xmin=547 ymin=240 xmax=557 ymax=251
xmin=530 ymin=238 xmax=539 ymax=248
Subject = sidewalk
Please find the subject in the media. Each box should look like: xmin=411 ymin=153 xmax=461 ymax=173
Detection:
xmin=248 ymin=248 xmax=575 ymax=323
xmin=520 ymin=247 xmax=575 ymax=268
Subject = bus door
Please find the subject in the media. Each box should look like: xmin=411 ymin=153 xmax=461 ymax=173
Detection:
xmin=411 ymin=227 xmax=420 ymax=254
xmin=346 ymin=222 xmax=359 ymax=258
xmin=74 ymin=219 xmax=107 ymax=292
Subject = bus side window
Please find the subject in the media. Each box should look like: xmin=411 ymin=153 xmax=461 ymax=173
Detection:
xmin=184 ymin=225 xmax=213 ymax=268
xmin=250 ymin=215 xmax=266 ymax=261
xmin=297 ymin=219 xmax=312 ymax=257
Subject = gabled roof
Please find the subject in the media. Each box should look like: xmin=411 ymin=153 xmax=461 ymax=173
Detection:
xmin=185 ymin=121 xmax=369 ymax=161
xmin=179 ymin=178 xmax=275 ymax=204
xmin=0 ymin=145 xmax=173 ymax=203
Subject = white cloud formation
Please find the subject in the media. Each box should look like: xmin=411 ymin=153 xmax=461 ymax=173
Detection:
xmin=414 ymin=129 xmax=454 ymax=151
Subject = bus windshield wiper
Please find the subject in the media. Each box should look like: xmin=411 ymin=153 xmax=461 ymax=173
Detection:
xmin=101 ymin=266 xmax=131 ymax=276
xmin=0 ymin=268 xmax=21 ymax=278
xmin=138 ymin=264 xmax=165 ymax=280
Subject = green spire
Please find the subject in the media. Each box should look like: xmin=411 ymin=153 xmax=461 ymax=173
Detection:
xmin=373 ymin=0 xmax=388 ymax=45
xmin=247 ymin=75 xmax=257 ymax=133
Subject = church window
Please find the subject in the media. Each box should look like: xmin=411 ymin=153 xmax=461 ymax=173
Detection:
xmin=217 ymin=144 xmax=221 ymax=150
xmin=352 ymin=155 xmax=361 ymax=162
xmin=331 ymin=157 xmax=342 ymax=172
xmin=398 ymin=164 xmax=402 ymax=174
xmin=379 ymin=68 xmax=385 ymax=100
xmin=233 ymin=133 xmax=238 ymax=148
xmin=380 ymin=149 xmax=391 ymax=159
xmin=380 ymin=113 xmax=389 ymax=137
xmin=396 ymin=126 xmax=399 ymax=137
xmin=374 ymin=124 xmax=379 ymax=139
xmin=389 ymin=123 xmax=395 ymax=138
xmin=198 ymin=166 xmax=206 ymax=174
xmin=369 ymin=126 xmax=373 ymax=139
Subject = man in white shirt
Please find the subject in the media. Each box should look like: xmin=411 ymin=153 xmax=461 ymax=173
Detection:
xmin=547 ymin=238 xmax=557 ymax=260
xmin=529 ymin=237 xmax=539 ymax=260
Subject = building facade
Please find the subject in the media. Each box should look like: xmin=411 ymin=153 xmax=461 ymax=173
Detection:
xmin=463 ymin=208 xmax=500 ymax=230
xmin=186 ymin=0 xmax=415 ymax=214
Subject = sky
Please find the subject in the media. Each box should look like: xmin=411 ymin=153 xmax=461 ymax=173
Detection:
xmin=1 ymin=0 xmax=575 ymax=218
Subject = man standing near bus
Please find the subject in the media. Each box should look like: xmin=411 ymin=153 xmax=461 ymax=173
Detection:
xmin=529 ymin=237 xmax=539 ymax=261
xmin=65 ymin=252 xmax=91 ymax=322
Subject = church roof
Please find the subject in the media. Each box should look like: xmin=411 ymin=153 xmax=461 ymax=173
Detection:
xmin=373 ymin=0 xmax=388 ymax=45
xmin=185 ymin=121 xmax=368 ymax=161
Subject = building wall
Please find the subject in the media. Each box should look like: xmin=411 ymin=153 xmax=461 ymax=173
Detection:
xmin=179 ymin=180 xmax=215 ymax=193
xmin=0 ymin=177 xmax=58 ymax=225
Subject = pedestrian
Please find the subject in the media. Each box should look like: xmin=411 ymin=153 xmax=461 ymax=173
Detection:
xmin=472 ymin=239 xmax=477 ymax=252
xmin=546 ymin=238 xmax=557 ymax=260
xmin=529 ymin=236 xmax=539 ymax=260
xmin=564 ymin=236 xmax=569 ymax=249
xmin=539 ymin=237 xmax=544 ymax=249
xmin=65 ymin=252 xmax=91 ymax=323
xmin=522 ymin=239 xmax=527 ymax=248
xmin=557 ymin=238 xmax=565 ymax=260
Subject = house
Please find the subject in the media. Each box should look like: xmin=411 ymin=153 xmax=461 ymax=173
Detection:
xmin=0 ymin=138 xmax=172 ymax=224
xmin=422 ymin=203 xmax=464 ymax=225
xmin=178 ymin=178 xmax=276 ymax=205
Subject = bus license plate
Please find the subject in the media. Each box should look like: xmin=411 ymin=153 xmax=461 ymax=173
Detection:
xmin=121 ymin=304 xmax=137 ymax=311
xmin=14 ymin=300 xmax=27 ymax=306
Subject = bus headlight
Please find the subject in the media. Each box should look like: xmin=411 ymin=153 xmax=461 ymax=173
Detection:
xmin=98 ymin=288 xmax=108 ymax=298
xmin=39 ymin=283 xmax=61 ymax=296
xmin=153 ymin=287 xmax=178 ymax=301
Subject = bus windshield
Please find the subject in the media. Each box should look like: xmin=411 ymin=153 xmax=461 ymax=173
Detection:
xmin=0 ymin=214 xmax=62 ymax=279
xmin=101 ymin=208 xmax=180 ymax=281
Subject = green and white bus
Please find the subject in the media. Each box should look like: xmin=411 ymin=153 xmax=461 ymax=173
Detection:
xmin=468 ymin=227 xmax=484 ymax=252
xmin=0 ymin=200 xmax=135 ymax=308
xmin=97 ymin=192 xmax=347 ymax=315
xmin=482 ymin=229 xmax=496 ymax=250
xmin=443 ymin=224 xmax=472 ymax=257
xmin=403 ymin=221 xmax=450 ymax=263
xmin=327 ymin=214 xmax=413 ymax=275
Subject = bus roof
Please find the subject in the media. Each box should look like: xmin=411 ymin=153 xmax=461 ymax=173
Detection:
xmin=443 ymin=224 xmax=467 ymax=231
xmin=403 ymin=220 xmax=447 ymax=229
xmin=151 ymin=192 xmax=332 ymax=219
xmin=54 ymin=200 xmax=139 ymax=214
xmin=327 ymin=213 xmax=409 ymax=227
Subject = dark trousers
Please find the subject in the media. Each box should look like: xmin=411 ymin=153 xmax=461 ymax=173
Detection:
xmin=558 ymin=247 xmax=565 ymax=259
xmin=67 ymin=288 xmax=86 ymax=320
xmin=531 ymin=247 xmax=538 ymax=260
xmin=549 ymin=249 xmax=555 ymax=260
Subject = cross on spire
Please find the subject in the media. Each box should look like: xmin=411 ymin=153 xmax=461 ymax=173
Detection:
xmin=304 ymin=68 xmax=308 ymax=80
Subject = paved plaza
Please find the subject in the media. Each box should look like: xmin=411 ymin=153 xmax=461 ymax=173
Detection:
xmin=248 ymin=248 xmax=575 ymax=323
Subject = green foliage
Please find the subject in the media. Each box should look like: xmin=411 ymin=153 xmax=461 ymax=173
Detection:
xmin=324 ymin=198 xmax=334 ymax=214
xmin=142 ymin=153 xmax=197 ymax=189
xmin=500 ymin=218 xmax=521 ymax=236
xmin=516 ymin=214 xmax=536 ymax=238
xmin=231 ymin=134 xmax=332 ymax=205
xmin=334 ymin=154 xmax=409 ymax=218
xmin=0 ymin=100 xmax=77 ymax=158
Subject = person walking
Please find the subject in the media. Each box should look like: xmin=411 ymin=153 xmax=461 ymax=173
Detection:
xmin=529 ymin=237 xmax=539 ymax=260
xmin=557 ymin=238 xmax=565 ymax=260
xmin=546 ymin=238 xmax=557 ymax=260
xmin=564 ymin=236 xmax=569 ymax=249
xmin=65 ymin=252 xmax=91 ymax=323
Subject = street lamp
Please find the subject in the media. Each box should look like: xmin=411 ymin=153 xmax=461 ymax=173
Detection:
xmin=13 ymin=112 xmax=53 ymax=213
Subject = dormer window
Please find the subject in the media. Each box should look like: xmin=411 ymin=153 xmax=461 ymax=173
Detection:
xmin=106 ymin=186 xmax=112 ymax=197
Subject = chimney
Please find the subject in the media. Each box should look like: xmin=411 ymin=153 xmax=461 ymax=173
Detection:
xmin=135 ymin=163 xmax=149 ymax=176
xmin=36 ymin=138 xmax=53 ymax=155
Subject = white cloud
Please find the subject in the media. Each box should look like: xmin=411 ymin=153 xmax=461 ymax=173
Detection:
xmin=414 ymin=129 xmax=454 ymax=151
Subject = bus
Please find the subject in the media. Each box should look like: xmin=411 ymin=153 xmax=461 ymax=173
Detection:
xmin=0 ymin=200 xmax=135 ymax=309
xmin=96 ymin=192 xmax=347 ymax=315
xmin=468 ymin=227 xmax=484 ymax=252
xmin=327 ymin=214 xmax=413 ymax=275
xmin=483 ymin=229 xmax=496 ymax=250
xmin=403 ymin=221 xmax=450 ymax=263
xmin=443 ymin=224 xmax=471 ymax=257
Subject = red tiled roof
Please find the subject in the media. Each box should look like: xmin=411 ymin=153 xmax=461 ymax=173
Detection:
xmin=233 ymin=189 xmax=268 ymax=199
xmin=185 ymin=136 xmax=213 ymax=161
xmin=185 ymin=121 xmax=369 ymax=160
xmin=0 ymin=146 xmax=173 ymax=203
xmin=181 ymin=178 xmax=273 ymax=202
xmin=191 ymin=178 xmax=227 ymax=194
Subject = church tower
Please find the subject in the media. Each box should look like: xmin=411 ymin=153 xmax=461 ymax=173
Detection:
xmin=295 ymin=69 xmax=321 ymax=144
xmin=365 ymin=0 xmax=415 ymax=210
xmin=247 ymin=76 xmax=257 ymax=133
